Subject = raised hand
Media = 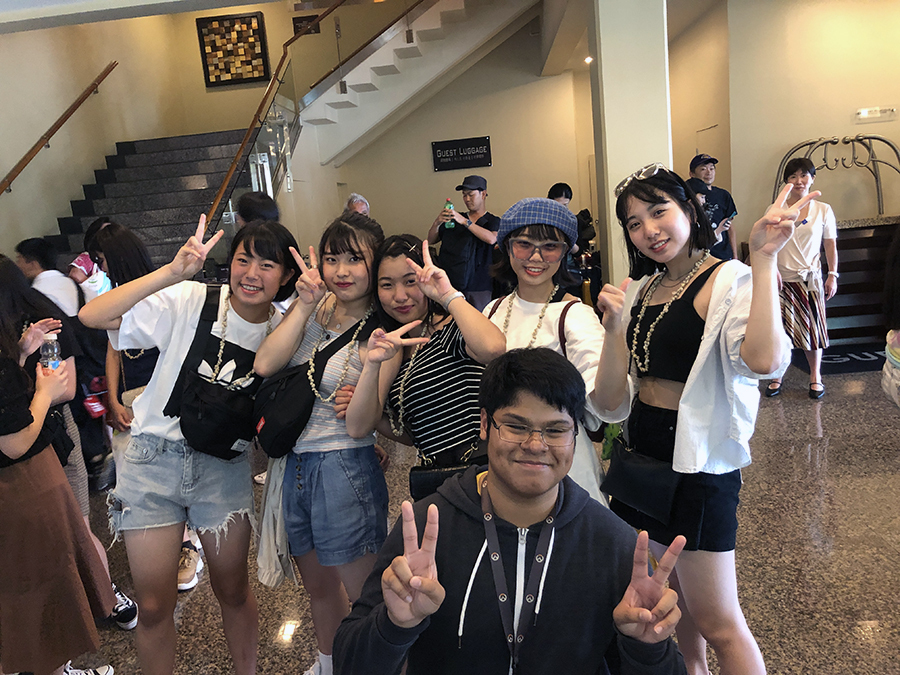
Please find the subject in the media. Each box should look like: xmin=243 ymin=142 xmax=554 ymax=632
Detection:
xmin=595 ymin=278 xmax=632 ymax=336
xmin=291 ymin=246 xmax=326 ymax=307
xmin=365 ymin=321 xmax=429 ymax=365
xmin=382 ymin=501 xmax=444 ymax=629
xmin=613 ymin=532 xmax=686 ymax=643
xmin=169 ymin=215 xmax=224 ymax=280
xmin=18 ymin=318 xmax=62 ymax=358
xmin=749 ymin=184 xmax=821 ymax=258
xmin=407 ymin=241 xmax=454 ymax=303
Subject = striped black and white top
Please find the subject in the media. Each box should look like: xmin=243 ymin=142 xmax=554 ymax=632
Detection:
xmin=387 ymin=320 xmax=483 ymax=459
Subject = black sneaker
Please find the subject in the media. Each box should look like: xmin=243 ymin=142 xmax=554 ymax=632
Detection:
xmin=110 ymin=583 xmax=138 ymax=630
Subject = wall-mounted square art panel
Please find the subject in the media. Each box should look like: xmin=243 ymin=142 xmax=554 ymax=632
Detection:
xmin=196 ymin=12 xmax=271 ymax=88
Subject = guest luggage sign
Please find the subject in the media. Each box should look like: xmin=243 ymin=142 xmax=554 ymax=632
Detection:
xmin=432 ymin=136 xmax=492 ymax=172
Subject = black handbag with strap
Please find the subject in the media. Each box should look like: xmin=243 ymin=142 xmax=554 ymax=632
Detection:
xmin=600 ymin=435 xmax=682 ymax=525
xmin=253 ymin=315 xmax=376 ymax=458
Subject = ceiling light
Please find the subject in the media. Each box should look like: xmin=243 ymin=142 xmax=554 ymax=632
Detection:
xmin=584 ymin=56 xmax=593 ymax=64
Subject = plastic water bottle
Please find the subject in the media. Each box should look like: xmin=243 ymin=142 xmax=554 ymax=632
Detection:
xmin=444 ymin=198 xmax=455 ymax=228
xmin=40 ymin=334 xmax=61 ymax=370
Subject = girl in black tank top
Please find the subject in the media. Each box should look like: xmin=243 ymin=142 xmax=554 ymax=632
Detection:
xmin=627 ymin=261 xmax=725 ymax=383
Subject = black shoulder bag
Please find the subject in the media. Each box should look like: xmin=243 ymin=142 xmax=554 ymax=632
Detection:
xmin=163 ymin=285 xmax=258 ymax=460
xmin=253 ymin=316 xmax=376 ymax=459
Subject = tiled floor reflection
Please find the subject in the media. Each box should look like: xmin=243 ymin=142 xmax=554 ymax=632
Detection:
xmin=72 ymin=366 xmax=899 ymax=674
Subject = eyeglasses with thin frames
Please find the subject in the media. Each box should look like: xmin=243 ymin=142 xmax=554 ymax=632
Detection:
xmin=508 ymin=238 xmax=568 ymax=263
xmin=488 ymin=415 xmax=577 ymax=447
xmin=614 ymin=162 xmax=668 ymax=197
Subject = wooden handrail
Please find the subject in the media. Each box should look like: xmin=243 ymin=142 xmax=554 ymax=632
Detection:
xmin=309 ymin=0 xmax=429 ymax=91
xmin=204 ymin=1 xmax=347 ymax=226
xmin=0 ymin=61 xmax=118 ymax=195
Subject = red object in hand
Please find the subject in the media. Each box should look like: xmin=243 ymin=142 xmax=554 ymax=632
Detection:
xmin=83 ymin=395 xmax=107 ymax=419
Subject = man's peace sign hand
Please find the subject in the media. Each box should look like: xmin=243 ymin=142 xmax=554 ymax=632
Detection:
xmin=382 ymin=501 xmax=445 ymax=629
xmin=613 ymin=532 xmax=686 ymax=643
xmin=170 ymin=215 xmax=224 ymax=280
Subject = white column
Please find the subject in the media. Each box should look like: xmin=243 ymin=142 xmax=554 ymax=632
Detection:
xmin=587 ymin=0 xmax=672 ymax=285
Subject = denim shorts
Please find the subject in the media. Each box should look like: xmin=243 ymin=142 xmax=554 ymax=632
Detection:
xmin=108 ymin=433 xmax=254 ymax=542
xmin=283 ymin=446 xmax=388 ymax=566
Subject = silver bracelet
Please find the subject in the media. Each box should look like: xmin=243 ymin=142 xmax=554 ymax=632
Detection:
xmin=441 ymin=291 xmax=465 ymax=309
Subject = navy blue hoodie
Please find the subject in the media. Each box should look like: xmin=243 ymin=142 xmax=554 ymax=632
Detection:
xmin=335 ymin=466 xmax=686 ymax=675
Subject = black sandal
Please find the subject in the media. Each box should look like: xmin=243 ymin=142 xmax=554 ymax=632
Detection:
xmin=765 ymin=382 xmax=782 ymax=397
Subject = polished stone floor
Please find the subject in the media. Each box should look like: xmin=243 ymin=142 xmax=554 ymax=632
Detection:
xmin=71 ymin=365 xmax=899 ymax=674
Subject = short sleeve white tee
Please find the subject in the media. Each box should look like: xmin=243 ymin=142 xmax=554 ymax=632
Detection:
xmin=108 ymin=282 xmax=282 ymax=442
xmin=777 ymin=200 xmax=837 ymax=282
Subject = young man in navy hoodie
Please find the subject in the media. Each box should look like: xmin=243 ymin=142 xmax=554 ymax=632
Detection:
xmin=335 ymin=348 xmax=687 ymax=675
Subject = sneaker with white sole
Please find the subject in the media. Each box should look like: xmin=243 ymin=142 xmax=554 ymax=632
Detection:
xmin=177 ymin=543 xmax=204 ymax=591
xmin=62 ymin=660 xmax=114 ymax=675
xmin=110 ymin=583 xmax=138 ymax=630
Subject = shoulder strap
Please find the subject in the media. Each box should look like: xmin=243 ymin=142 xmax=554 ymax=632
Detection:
xmin=163 ymin=284 xmax=221 ymax=418
xmin=487 ymin=296 xmax=506 ymax=319
xmin=557 ymin=300 xmax=579 ymax=359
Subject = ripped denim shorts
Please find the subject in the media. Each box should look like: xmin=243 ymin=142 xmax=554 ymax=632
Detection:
xmin=108 ymin=433 xmax=255 ymax=541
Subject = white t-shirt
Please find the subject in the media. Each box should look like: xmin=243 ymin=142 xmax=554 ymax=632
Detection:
xmin=33 ymin=270 xmax=80 ymax=317
xmin=777 ymin=200 xmax=837 ymax=283
xmin=109 ymin=282 xmax=282 ymax=442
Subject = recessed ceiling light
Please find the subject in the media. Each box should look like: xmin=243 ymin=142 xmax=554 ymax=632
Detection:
xmin=584 ymin=56 xmax=593 ymax=64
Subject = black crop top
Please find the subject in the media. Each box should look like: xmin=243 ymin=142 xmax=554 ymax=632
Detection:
xmin=626 ymin=262 xmax=724 ymax=383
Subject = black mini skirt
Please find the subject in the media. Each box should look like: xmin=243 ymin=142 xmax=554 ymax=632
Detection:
xmin=610 ymin=398 xmax=742 ymax=552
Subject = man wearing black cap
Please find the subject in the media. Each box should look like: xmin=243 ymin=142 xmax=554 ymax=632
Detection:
xmin=427 ymin=174 xmax=500 ymax=311
xmin=686 ymin=154 xmax=738 ymax=261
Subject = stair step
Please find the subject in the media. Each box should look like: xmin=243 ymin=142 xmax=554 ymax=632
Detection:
xmin=394 ymin=44 xmax=422 ymax=59
xmin=326 ymin=99 xmax=359 ymax=110
xmin=89 ymin=173 xmax=227 ymax=198
xmin=106 ymin=143 xmax=242 ymax=169
xmin=348 ymin=81 xmax=379 ymax=93
xmin=440 ymin=8 xmax=468 ymax=24
xmin=416 ymin=27 xmax=446 ymax=42
xmin=71 ymin=188 xmax=219 ymax=217
xmin=97 ymin=157 xmax=239 ymax=182
xmin=117 ymin=129 xmax=245 ymax=155
xmin=371 ymin=63 xmax=401 ymax=76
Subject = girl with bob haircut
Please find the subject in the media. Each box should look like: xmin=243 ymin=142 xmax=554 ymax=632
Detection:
xmin=344 ymin=234 xmax=505 ymax=471
xmin=595 ymin=163 xmax=816 ymax=675
xmin=485 ymin=197 xmax=633 ymax=503
xmin=79 ymin=217 xmax=298 ymax=675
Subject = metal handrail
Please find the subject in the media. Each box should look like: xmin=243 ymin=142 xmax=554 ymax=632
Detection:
xmin=204 ymin=1 xmax=347 ymax=227
xmin=1 ymin=61 xmax=118 ymax=195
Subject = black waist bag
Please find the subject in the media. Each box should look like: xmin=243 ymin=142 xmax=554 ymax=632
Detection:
xmin=164 ymin=285 xmax=257 ymax=460
xmin=254 ymin=316 xmax=375 ymax=458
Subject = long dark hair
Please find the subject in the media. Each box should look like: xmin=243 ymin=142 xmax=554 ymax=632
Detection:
xmin=91 ymin=222 xmax=155 ymax=286
xmin=0 ymin=255 xmax=65 ymax=360
xmin=491 ymin=224 xmax=580 ymax=289
xmin=614 ymin=166 xmax=715 ymax=278
xmin=373 ymin=235 xmax=447 ymax=332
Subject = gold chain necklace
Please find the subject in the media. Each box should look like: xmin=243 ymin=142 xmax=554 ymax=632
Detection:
xmin=501 ymin=284 xmax=559 ymax=348
xmin=385 ymin=322 xmax=430 ymax=438
xmin=207 ymin=287 xmax=274 ymax=390
xmin=307 ymin=297 xmax=374 ymax=404
xmin=123 ymin=348 xmax=145 ymax=360
xmin=631 ymin=251 xmax=710 ymax=374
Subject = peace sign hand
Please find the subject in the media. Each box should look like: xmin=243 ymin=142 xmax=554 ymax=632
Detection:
xmin=406 ymin=241 xmax=454 ymax=303
xmin=748 ymin=184 xmax=822 ymax=259
xmin=170 ymin=215 xmax=224 ymax=280
xmin=291 ymin=246 xmax=326 ymax=308
xmin=613 ymin=532 xmax=686 ymax=643
xmin=382 ymin=501 xmax=444 ymax=629
xmin=365 ymin=321 xmax=429 ymax=365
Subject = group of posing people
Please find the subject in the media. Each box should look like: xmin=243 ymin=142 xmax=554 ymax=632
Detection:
xmin=1 ymin=161 xmax=824 ymax=675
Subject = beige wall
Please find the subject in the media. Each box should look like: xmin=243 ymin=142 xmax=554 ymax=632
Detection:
xmin=728 ymin=0 xmax=900 ymax=237
xmin=0 ymin=2 xmax=291 ymax=254
xmin=320 ymin=25 xmax=587 ymax=244
xmin=669 ymin=0 xmax=730 ymax=190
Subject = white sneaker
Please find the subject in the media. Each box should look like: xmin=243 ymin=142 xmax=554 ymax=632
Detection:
xmin=253 ymin=471 xmax=267 ymax=485
xmin=63 ymin=661 xmax=114 ymax=675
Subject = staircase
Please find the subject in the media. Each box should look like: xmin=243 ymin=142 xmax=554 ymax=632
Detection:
xmin=48 ymin=129 xmax=250 ymax=265
xmin=300 ymin=0 xmax=539 ymax=166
